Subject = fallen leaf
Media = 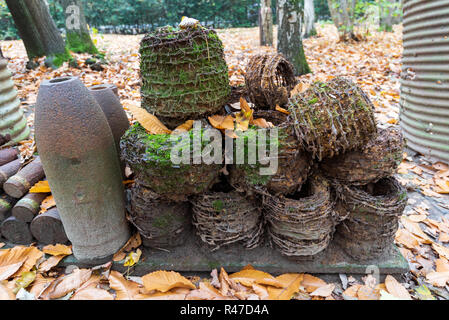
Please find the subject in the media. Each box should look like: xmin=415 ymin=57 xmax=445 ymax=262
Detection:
xmin=142 ymin=271 xmax=196 ymax=293
xmin=0 ymin=243 xmax=4 ymax=249
xmin=267 ymin=274 xmax=304 ymax=300
xmin=29 ymin=181 xmax=51 ymax=193
xmin=38 ymin=255 xmax=65 ymax=273
xmin=415 ymin=285 xmax=436 ymax=300
xmin=395 ymin=228 xmax=420 ymax=250
xmin=432 ymin=243 xmax=449 ymax=260
xmin=0 ymin=246 xmax=44 ymax=277
xmin=436 ymin=258 xmax=449 ymax=272
xmin=342 ymin=284 xmax=362 ymax=299
xmin=301 ymin=274 xmax=327 ymax=293
xmin=384 ymin=275 xmax=412 ymax=300
xmin=172 ymin=120 xmax=194 ymax=134
xmin=71 ymin=287 xmax=114 ymax=300
xmin=113 ymin=233 xmax=142 ymax=262
xmin=14 ymin=271 xmax=36 ymax=294
xmin=439 ymin=232 xmax=449 ymax=243
xmin=0 ymin=261 xmax=25 ymax=281
xmin=252 ymin=284 xmax=269 ymax=300
xmin=40 ymin=195 xmax=56 ymax=213
xmin=229 ymin=269 xmax=283 ymax=288
xmin=251 ymin=118 xmax=272 ymax=129
xmin=43 ymin=268 xmax=92 ymax=299
xmin=208 ymin=115 xmax=235 ymax=130
xmin=29 ymin=274 xmax=54 ymax=299
xmin=379 ymin=289 xmax=402 ymax=300
xmin=42 ymin=244 xmax=72 ymax=256
xmin=108 ymin=270 xmax=140 ymax=300
xmin=290 ymin=82 xmax=310 ymax=96
xmin=185 ymin=282 xmax=231 ymax=300
xmin=310 ymin=283 xmax=335 ymax=297
xmin=401 ymin=216 xmax=432 ymax=244
xmin=357 ymin=285 xmax=380 ymax=300
xmin=0 ymin=283 xmax=15 ymax=300
xmin=127 ymin=104 xmax=171 ymax=134
xmin=426 ymin=271 xmax=449 ymax=287
xmin=275 ymin=105 xmax=290 ymax=115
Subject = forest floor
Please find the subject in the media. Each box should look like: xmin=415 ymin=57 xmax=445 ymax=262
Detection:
xmin=0 ymin=24 xmax=448 ymax=300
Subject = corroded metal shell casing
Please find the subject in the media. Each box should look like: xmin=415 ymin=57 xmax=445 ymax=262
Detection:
xmin=0 ymin=59 xmax=30 ymax=145
xmin=35 ymin=77 xmax=130 ymax=264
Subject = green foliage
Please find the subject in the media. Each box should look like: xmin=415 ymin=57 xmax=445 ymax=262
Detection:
xmin=0 ymin=0 xmax=19 ymax=39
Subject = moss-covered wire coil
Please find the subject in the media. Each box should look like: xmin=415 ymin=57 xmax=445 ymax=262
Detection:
xmin=140 ymin=26 xmax=231 ymax=123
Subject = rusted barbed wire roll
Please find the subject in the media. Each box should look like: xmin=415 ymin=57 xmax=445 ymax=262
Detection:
xmin=228 ymin=110 xmax=311 ymax=196
xmin=190 ymin=187 xmax=264 ymax=251
xmin=333 ymin=177 xmax=408 ymax=261
xmin=120 ymin=123 xmax=221 ymax=201
xmin=126 ymin=184 xmax=191 ymax=249
xmin=245 ymin=53 xmax=297 ymax=109
xmin=263 ymin=173 xmax=336 ymax=258
xmin=320 ymin=126 xmax=404 ymax=185
xmin=288 ymin=77 xmax=377 ymax=161
xmin=140 ymin=25 xmax=230 ymax=123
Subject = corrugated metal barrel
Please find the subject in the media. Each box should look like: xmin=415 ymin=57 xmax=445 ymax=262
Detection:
xmin=0 ymin=59 xmax=30 ymax=145
xmin=400 ymin=0 xmax=449 ymax=162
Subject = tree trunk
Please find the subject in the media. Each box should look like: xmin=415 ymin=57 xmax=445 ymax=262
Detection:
xmin=379 ymin=0 xmax=400 ymax=32
xmin=277 ymin=0 xmax=311 ymax=76
xmin=303 ymin=0 xmax=316 ymax=38
xmin=259 ymin=0 xmax=273 ymax=46
xmin=59 ymin=0 xmax=98 ymax=54
xmin=5 ymin=0 xmax=70 ymax=68
xmin=327 ymin=0 xmax=356 ymax=41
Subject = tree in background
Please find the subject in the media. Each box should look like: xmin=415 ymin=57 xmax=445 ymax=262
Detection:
xmin=5 ymin=0 xmax=71 ymax=68
xmin=378 ymin=0 xmax=401 ymax=32
xmin=277 ymin=0 xmax=311 ymax=76
xmin=303 ymin=0 xmax=316 ymax=38
xmin=59 ymin=0 xmax=98 ymax=54
xmin=259 ymin=0 xmax=273 ymax=46
xmin=327 ymin=0 xmax=357 ymax=41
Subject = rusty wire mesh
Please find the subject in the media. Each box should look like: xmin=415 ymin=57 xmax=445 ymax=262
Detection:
xmin=190 ymin=190 xmax=264 ymax=251
xmin=320 ymin=126 xmax=404 ymax=185
xmin=245 ymin=53 xmax=297 ymax=109
xmin=263 ymin=173 xmax=336 ymax=258
xmin=126 ymin=184 xmax=191 ymax=249
xmin=333 ymin=177 xmax=408 ymax=260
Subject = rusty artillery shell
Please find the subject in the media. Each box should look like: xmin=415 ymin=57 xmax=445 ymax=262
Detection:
xmin=30 ymin=207 xmax=68 ymax=245
xmin=0 ymin=148 xmax=18 ymax=166
xmin=90 ymin=83 xmax=119 ymax=97
xmin=3 ymin=156 xmax=45 ymax=198
xmin=12 ymin=192 xmax=48 ymax=222
xmin=0 ymin=159 xmax=21 ymax=188
xmin=35 ymin=77 xmax=130 ymax=263
xmin=0 ymin=194 xmax=17 ymax=223
xmin=1 ymin=216 xmax=33 ymax=244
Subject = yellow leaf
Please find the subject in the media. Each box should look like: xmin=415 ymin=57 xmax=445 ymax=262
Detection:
xmin=384 ymin=275 xmax=412 ymax=300
xmin=142 ymin=271 xmax=196 ymax=293
xmin=14 ymin=271 xmax=36 ymax=294
xmin=113 ymin=233 xmax=142 ymax=262
xmin=124 ymin=249 xmax=141 ymax=267
xmin=395 ymin=228 xmax=420 ymax=250
xmin=0 ymin=246 xmax=43 ymax=278
xmin=387 ymin=118 xmax=398 ymax=125
xmin=267 ymin=273 xmax=304 ymax=300
xmin=40 ymin=195 xmax=56 ymax=214
xmin=127 ymin=104 xmax=171 ymax=134
xmin=172 ymin=120 xmax=194 ymax=134
xmin=343 ymin=284 xmax=362 ymax=299
xmin=240 ymin=97 xmax=252 ymax=115
xmin=208 ymin=115 xmax=235 ymax=130
xmin=29 ymin=181 xmax=51 ymax=193
xmin=42 ymin=244 xmax=72 ymax=256
xmin=108 ymin=270 xmax=141 ymax=300
xmin=275 ymin=105 xmax=290 ymax=115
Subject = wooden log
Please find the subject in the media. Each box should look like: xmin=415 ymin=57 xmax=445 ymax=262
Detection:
xmin=0 ymin=194 xmax=18 ymax=224
xmin=0 ymin=159 xmax=22 ymax=188
xmin=0 ymin=148 xmax=18 ymax=166
xmin=4 ymin=156 xmax=45 ymax=198
xmin=0 ymin=216 xmax=33 ymax=244
xmin=30 ymin=208 xmax=68 ymax=245
xmin=12 ymin=192 xmax=48 ymax=222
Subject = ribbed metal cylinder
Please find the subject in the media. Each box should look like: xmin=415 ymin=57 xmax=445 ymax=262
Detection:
xmin=0 ymin=59 xmax=30 ymax=145
xmin=401 ymin=0 xmax=449 ymax=162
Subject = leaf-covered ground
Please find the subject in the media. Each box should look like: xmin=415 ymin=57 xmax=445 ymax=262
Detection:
xmin=0 ymin=24 xmax=448 ymax=300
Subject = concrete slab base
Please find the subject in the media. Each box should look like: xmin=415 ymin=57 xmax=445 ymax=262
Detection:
xmin=58 ymin=231 xmax=409 ymax=277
